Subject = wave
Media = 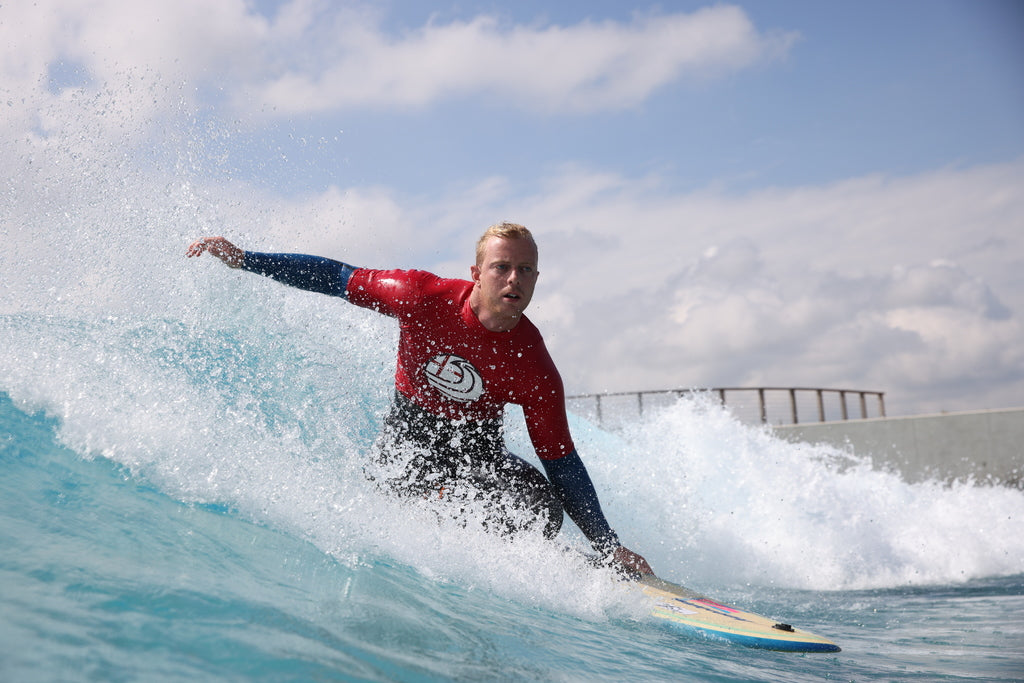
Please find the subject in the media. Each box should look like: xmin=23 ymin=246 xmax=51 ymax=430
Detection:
xmin=3 ymin=303 xmax=1022 ymax=595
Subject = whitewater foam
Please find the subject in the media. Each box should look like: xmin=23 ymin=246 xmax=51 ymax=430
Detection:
xmin=3 ymin=298 xmax=1022 ymax=601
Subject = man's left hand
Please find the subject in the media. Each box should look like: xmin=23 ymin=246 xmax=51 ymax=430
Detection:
xmin=612 ymin=546 xmax=654 ymax=577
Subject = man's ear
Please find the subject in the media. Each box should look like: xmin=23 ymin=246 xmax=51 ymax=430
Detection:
xmin=470 ymin=264 xmax=481 ymax=284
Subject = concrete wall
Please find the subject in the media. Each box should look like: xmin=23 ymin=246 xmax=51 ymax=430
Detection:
xmin=773 ymin=407 xmax=1024 ymax=487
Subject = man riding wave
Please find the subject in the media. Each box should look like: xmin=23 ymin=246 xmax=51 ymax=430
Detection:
xmin=188 ymin=222 xmax=652 ymax=576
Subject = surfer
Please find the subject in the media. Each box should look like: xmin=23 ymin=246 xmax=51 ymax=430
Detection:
xmin=187 ymin=223 xmax=652 ymax=577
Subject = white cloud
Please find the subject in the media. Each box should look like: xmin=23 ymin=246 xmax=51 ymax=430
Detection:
xmin=3 ymin=1 xmax=1021 ymax=418
xmin=2 ymin=2 xmax=795 ymax=122
xmin=5 ymin=121 xmax=1022 ymax=417
xmin=225 ymin=157 xmax=1024 ymax=414
xmin=454 ymin=161 xmax=1024 ymax=414
xmin=242 ymin=5 xmax=796 ymax=115
xmin=1 ymin=2 xmax=793 ymax=172
xmin=0 ymin=0 xmax=265 ymax=160
xmin=260 ymin=184 xmax=417 ymax=266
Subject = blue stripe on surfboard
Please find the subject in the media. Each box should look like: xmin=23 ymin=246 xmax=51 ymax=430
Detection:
xmin=658 ymin=619 xmax=842 ymax=652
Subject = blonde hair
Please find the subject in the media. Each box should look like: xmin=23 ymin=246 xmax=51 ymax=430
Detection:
xmin=475 ymin=222 xmax=536 ymax=266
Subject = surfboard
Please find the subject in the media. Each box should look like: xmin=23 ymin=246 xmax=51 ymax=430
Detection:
xmin=639 ymin=575 xmax=841 ymax=652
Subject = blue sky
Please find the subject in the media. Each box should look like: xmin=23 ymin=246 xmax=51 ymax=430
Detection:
xmin=3 ymin=0 xmax=1024 ymax=417
xmin=228 ymin=0 xmax=1024 ymax=196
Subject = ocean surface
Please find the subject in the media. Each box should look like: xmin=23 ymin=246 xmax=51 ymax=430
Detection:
xmin=2 ymin=305 xmax=1023 ymax=682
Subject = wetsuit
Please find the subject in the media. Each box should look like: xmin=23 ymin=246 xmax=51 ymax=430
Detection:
xmin=242 ymin=251 xmax=621 ymax=553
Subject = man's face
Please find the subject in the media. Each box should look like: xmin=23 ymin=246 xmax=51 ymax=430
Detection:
xmin=470 ymin=236 xmax=539 ymax=331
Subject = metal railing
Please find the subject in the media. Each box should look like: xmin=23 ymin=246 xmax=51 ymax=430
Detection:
xmin=566 ymin=387 xmax=886 ymax=428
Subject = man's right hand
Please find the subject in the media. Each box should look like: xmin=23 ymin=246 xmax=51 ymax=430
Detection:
xmin=187 ymin=236 xmax=244 ymax=268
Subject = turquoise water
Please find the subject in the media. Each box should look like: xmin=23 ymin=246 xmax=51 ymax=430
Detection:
xmin=2 ymin=309 xmax=1023 ymax=681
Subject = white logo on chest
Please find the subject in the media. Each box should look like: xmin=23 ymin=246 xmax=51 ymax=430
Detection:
xmin=423 ymin=353 xmax=485 ymax=402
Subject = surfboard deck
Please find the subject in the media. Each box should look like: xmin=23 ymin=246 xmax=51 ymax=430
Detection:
xmin=639 ymin=575 xmax=841 ymax=652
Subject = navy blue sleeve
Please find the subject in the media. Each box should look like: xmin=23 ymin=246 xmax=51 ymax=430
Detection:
xmin=541 ymin=449 xmax=620 ymax=554
xmin=241 ymin=252 xmax=357 ymax=298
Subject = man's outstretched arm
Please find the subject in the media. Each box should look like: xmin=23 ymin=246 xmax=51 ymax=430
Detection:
xmin=187 ymin=236 xmax=357 ymax=298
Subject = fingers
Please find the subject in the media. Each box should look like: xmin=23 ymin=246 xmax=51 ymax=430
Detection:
xmin=186 ymin=236 xmax=222 ymax=257
xmin=186 ymin=239 xmax=209 ymax=257
xmin=613 ymin=546 xmax=654 ymax=576
xmin=186 ymin=237 xmax=243 ymax=268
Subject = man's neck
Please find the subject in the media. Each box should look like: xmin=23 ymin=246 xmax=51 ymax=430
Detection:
xmin=469 ymin=289 xmax=520 ymax=333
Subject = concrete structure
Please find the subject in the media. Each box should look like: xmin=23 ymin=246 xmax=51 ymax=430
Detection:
xmin=773 ymin=407 xmax=1024 ymax=488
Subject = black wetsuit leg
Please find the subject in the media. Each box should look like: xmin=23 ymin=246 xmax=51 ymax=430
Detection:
xmin=370 ymin=393 xmax=564 ymax=539
xmin=463 ymin=452 xmax=564 ymax=539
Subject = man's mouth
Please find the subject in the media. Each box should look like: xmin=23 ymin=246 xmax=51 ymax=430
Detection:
xmin=502 ymin=292 xmax=520 ymax=301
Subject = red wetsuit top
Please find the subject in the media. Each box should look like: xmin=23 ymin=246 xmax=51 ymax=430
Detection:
xmin=346 ymin=268 xmax=575 ymax=461
xmin=240 ymin=251 xmax=620 ymax=550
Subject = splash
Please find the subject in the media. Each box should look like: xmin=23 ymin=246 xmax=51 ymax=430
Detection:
xmin=4 ymin=293 xmax=1023 ymax=599
xmin=569 ymin=395 xmax=1024 ymax=590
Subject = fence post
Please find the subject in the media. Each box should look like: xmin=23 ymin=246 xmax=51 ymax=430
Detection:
xmin=789 ymin=388 xmax=798 ymax=424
